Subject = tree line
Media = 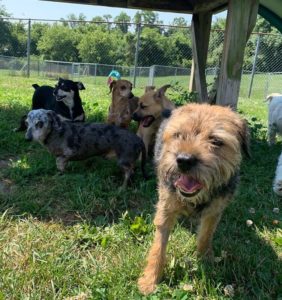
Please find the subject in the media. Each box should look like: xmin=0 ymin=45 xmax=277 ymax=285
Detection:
xmin=0 ymin=3 xmax=281 ymax=72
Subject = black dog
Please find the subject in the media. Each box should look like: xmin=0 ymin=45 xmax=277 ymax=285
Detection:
xmin=15 ymin=78 xmax=86 ymax=132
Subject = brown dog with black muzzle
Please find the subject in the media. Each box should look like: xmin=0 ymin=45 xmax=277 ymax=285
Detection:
xmin=107 ymin=79 xmax=139 ymax=128
xmin=132 ymin=84 xmax=175 ymax=156
xmin=138 ymin=103 xmax=250 ymax=295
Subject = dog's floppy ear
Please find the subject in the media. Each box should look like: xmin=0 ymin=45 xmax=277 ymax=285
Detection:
xmin=154 ymin=84 xmax=171 ymax=100
xmin=76 ymin=82 xmax=85 ymax=90
xmin=109 ymin=80 xmax=117 ymax=94
xmin=47 ymin=110 xmax=62 ymax=132
xmin=162 ymin=109 xmax=173 ymax=119
xmin=238 ymin=119 xmax=251 ymax=158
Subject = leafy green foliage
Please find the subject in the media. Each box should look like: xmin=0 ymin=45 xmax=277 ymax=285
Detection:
xmin=169 ymin=81 xmax=198 ymax=106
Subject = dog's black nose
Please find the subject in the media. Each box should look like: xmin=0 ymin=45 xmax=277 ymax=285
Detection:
xmin=176 ymin=154 xmax=198 ymax=171
xmin=132 ymin=112 xmax=141 ymax=121
xmin=25 ymin=130 xmax=33 ymax=142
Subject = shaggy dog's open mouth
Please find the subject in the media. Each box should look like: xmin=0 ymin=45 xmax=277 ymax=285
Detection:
xmin=141 ymin=115 xmax=155 ymax=127
xmin=174 ymin=175 xmax=203 ymax=197
xmin=55 ymin=95 xmax=67 ymax=101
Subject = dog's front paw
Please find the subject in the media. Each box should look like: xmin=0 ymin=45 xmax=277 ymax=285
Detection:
xmin=138 ymin=275 xmax=157 ymax=295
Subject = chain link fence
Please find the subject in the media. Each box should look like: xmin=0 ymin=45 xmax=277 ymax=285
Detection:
xmin=0 ymin=17 xmax=281 ymax=99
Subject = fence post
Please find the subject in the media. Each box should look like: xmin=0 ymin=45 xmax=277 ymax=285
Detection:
xmin=94 ymin=63 xmax=97 ymax=84
xmin=26 ymin=19 xmax=31 ymax=77
xmin=133 ymin=22 xmax=141 ymax=88
xmin=148 ymin=65 xmax=156 ymax=86
xmin=248 ymin=34 xmax=260 ymax=98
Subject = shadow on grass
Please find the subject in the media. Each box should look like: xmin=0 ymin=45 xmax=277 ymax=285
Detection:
xmin=0 ymin=103 xmax=157 ymax=226
xmin=0 ymin=104 xmax=281 ymax=298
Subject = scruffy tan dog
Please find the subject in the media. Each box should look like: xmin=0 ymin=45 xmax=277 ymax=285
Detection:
xmin=132 ymin=84 xmax=175 ymax=156
xmin=138 ymin=103 xmax=250 ymax=295
xmin=107 ymin=79 xmax=139 ymax=128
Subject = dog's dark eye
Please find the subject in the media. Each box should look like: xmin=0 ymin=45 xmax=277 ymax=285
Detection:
xmin=60 ymin=86 xmax=70 ymax=92
xmin=210 ymin=137 xmax=224 ymax=147
xmin=173 ymin=132 xmax=182 ymax=139
xmin=36 ymin=121 xmax=44 ymax=129
xmin=140 ymin=103 xmax=147 ymax=109
xmin=120 ymin=86 xmax=126 ymax=90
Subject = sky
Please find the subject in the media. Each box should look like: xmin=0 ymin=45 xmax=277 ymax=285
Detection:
xmin=1 ymin=0 xmax=226 ymax=24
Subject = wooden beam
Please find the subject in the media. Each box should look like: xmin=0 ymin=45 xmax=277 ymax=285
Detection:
xmin=193 ymin=0 xmax=228 ymax=14
xmin=189 ymin=59 xmax=196 ymax=93
xmin=216 ymin=0 xmax=259 ymax=109
xmin=190 ymin=12 xmax=212 ymax=103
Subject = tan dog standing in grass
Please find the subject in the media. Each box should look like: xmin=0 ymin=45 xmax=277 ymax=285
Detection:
xmin=107 ymin=79 xmax=139 ymax=128
xmin=138 ymin=103 xmax=250 ymax=295
xmin=132 ymin=84 xmax=175 ymax=156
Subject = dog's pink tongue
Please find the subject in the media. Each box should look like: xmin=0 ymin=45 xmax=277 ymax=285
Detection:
xmin=142 ymin=116 xmax=153 ymax=127
xmin=175 ymin=175 xmax=202 ymax=193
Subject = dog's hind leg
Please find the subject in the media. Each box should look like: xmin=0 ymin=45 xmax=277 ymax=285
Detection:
xmin=273 ymin=152 xmax=282 ymax=196
xmin=267 ymin=123 xmax=277 ymax=145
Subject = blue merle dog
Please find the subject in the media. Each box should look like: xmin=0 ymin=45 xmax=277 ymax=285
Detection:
xmin=25 ymin=109 xmax=147 ymax=187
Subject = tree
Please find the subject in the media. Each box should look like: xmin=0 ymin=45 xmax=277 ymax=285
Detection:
xmin=114 ymin=11 xmax=131 ymax=33
xmin=60 ymin=13 xmax=86 ymax=29
xmin=30 ymin=22 xmax=49 ymax=55
xmin=37 ymin=24 xmax=80 ymax=61
xmin=137 ymin=27 xmax=168 ymax=66
xmin=77 ymin=28 xmax=125 ymax=64
xmin=133 ymin=10 xmax=161 ymax=25
xmin=167 ymin=31 xmax=192 ymax=67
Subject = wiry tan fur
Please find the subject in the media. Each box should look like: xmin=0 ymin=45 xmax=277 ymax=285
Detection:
xmin=133 ymin=84 xmax=175 ymax=156
xmin=107 ymin=79 xmax=138 ymax=128
xmin=138 ymin=103 xmax=250 ymax=295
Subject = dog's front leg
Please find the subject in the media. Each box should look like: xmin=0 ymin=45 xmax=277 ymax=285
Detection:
xmin=121 ymin=165 xmax=134 ymax=189
xmin=196 ymin=196 xmax=229 ymax=259
xmin=142 ymin=132 xmax=154 ymax=157
xmin=138 ymin=194 xmax=177 ymax=295
xmin=56 ymin=156 xmax=68 ymax=172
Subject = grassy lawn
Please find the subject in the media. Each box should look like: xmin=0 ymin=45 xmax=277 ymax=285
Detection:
xmin=0 ymin=75 xmax=281 ymax=299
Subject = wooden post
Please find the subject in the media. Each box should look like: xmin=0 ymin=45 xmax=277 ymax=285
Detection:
xmin=216 ymin=0 xmax=259 ymax=108
xmin=189 ymin=59 xmax=196 ymax=93
xmin=190 ymin=12 xmax=212 ymax=103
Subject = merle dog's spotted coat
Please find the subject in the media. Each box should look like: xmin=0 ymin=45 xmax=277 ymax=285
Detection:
xmin=25 ymin=109 xmax=147 ymax=187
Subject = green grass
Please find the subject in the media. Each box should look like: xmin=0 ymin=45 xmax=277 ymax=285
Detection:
xmin=0 ymin=75 xmax=281 ymax=299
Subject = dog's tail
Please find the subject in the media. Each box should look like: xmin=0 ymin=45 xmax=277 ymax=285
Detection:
xmin=32 ymin=84 xmax=40 ymax=90
xmin=140 ymin=141 xmax=148 ymax=180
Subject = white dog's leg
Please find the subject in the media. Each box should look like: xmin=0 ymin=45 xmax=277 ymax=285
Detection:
xmin=273 ymin=152 xmax=282 ymax=196
xmin=267 ymin=123 xmax=277 ymax=146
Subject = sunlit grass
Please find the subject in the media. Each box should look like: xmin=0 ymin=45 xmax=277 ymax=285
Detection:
xmin=0 ymin=75 xmax=281 ymax=299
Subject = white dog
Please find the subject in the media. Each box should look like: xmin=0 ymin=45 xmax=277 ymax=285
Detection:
xmin=273 ymin=152 xmax=282 ymax=196
xmin=267 ymin=93 xmax=282 ymax=145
